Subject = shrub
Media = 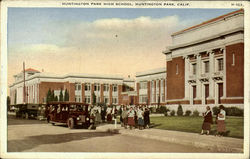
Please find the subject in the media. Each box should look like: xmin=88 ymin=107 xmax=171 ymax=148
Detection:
xmin=185 ymin=110 xmax=192 ymax=116
xmin=177 ymin=104 xmax=183 ymax=116
xmin=212 ymin=106 xmax=220 ymax=115
xmin=170 ymin=110 xmax=175 ymax=116
xmin=225 ymin=107 xmax=243 ymax=116
xmin=192 ymin=110 xmax=200 ymax=117
xmin=164 ymin=112 xmax=168 ymax=117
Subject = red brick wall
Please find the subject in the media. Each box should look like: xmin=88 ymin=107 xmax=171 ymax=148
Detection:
xmin=69 ymin=83 xmax=75 ymax=102
xmin=221 ymin=98 xmax=243 ymax=104
xmin=39 ymin=82 xmax=65 ymax=103
xmin=163 ymin=79 xmax=166 ymax=102
xmin=147 ymin=81 xmax=150 ymax=104
xmin=154 ymin=80 xmax=156 ymax=103
xmin=166 ymin=57 xmax=185 ymax=100
xmin=109 ymin=84 xmax=113 ymax=105
xmin=118 ymin=85 xmax=122 ymax=105
xmin=82 ymin=83 xmax=85 ymax=103
xmin=226 ymin=43 xmax=244 ymax=98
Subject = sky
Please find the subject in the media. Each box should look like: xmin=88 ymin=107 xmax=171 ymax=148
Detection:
xmin=7 ymin=8 xmax=237 ymax=86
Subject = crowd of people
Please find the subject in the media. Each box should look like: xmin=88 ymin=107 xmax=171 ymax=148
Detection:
xmin=88 ymin=105 xmax=150 ymax=130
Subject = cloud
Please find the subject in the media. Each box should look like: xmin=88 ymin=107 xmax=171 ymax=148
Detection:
xmin=8 ymin=15 xmax=196 ymax=88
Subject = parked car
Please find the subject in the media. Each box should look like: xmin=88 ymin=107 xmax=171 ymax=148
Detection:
xmin=45 ymin=102 xmax=95 ymax=129
xmin=13 ymin=103 xmax=40 ymax=119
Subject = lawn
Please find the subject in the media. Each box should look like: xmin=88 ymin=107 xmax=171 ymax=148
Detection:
xmin=150 ymin=116 xmax=244 ymax=138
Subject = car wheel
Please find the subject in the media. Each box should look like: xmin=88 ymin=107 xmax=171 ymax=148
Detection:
xmin=68 ymin=118 xmax=74 ymax=129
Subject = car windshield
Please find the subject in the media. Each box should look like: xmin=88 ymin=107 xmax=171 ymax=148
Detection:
xmin=69 ymin=104 xmax=85 ymax=111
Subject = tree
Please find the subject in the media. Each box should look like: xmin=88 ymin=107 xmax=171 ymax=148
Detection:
xmin=59 ymin=89 xmax=64 ymax=101
xmin=51 ymin=90 xmax=55 ymax=101
xmin=7 ymin=96 xmax=10 ymax=111
xmin=46 ymin=88 xmax=52 ymax=102
xmin=92 ymin=92 xmax=96 ymax=105
xmin=64 ymin=89 xmax=69 ymax=101
xmin=54 ymin=96 xmax=58 ymax=101
xmin=177 ymin=104 xmax=183 ymax=116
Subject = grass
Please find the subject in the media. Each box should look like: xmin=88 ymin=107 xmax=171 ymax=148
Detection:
xmin=150 ymin=116 xmax=244 ymax=138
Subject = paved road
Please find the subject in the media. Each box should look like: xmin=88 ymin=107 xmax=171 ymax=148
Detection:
xmin=7 ymin=116 xmax=213 ymax=152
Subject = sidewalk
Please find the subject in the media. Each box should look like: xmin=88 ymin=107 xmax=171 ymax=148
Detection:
xmin=96 ymin=124 xmax=243 ymax=153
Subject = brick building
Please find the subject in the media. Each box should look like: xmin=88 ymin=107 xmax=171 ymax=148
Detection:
xmin=135 ymin=68 xmax=166 ymax=106
xmin=162 ymin=9 xmax=244 ymax=111
xmin=9 ymin=69 xmax=135 ymax=105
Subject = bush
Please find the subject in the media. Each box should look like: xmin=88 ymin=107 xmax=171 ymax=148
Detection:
xmin=164 ymin=112 xmax=168 ymax=117
xmin=156 ymin=106 xmax=170 ymax=114
xmin=225 ymin=107 xmax=244 ymax=116
xmin=212 ymin=106 xmax=220 ymax=115
xmin=177 ymin=104 xmax=183 ymax=116
xmin=185 ymin=110 xmax=192 ymax=116
xmin=170 ymin=110 xmax=175 ymax=116
xmin=192 ymin=110 xmax=200 ymax=117
xmin=213 ymin=106 xmax=243 ymax=116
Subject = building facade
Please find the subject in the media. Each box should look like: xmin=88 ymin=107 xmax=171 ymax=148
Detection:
xmin=136 ymin=68 xmax=166 ymax=106
xmin=9 ymin=68 xmax=135 ymax=106
xmin=163 ymin=9 xmax=244 ymax=110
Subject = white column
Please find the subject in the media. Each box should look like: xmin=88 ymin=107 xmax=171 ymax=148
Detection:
xmin=196 ymin=54 xmax=202 ymax=100
xmin=184 ymin=56 xmax=190 ymax=100
xmin=209 ymin=51 xmax=215 ymax=98
xmin=214 ymin=82 xmax=218 ymax=105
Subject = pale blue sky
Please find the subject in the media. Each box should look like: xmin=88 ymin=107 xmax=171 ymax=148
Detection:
xmin=7 ymin=8 xmax=238 ymax=86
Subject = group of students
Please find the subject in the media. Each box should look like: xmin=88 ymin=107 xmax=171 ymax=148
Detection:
xmin=120 ymin=106 xmax=150 ymax=130
xmin=88 ymin=105 xmax=150 ymax=130
xmin=201 ymin=105 xmax=226 ymax=136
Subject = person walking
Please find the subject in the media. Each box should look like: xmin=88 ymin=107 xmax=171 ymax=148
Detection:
xmin=144 ymin=106 xmax=150 ymax=128
xmin=137 ymin=107 xmax=144 ymax=130
xmin=201 ymin=106 xmax=213 ymax=135
xmin=217 ymin=105 xmax=226 ymax=136
xmin=127 ymin=107 xmax=135 ymax=130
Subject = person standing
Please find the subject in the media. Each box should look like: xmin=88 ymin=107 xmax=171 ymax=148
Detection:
xmin=137 ymin=107 xmax=144 ymax=130
xmin=121 ymin=107 xmax=128 ymax=129
xmin=101 ymin=107 xmax=106 ymax=123
xmin=134 ymin=106 xmax=138 ymax=128
xmin=106 ymin=106 xmax=112 ymax=124
xmin=217 ymin=105 xmax=226 ymax=136
xmin=201 ymin=106 xmax=213 ymax=135
xmin=144 ymin=106 xmax=150 ymax=128
xmin=127 ymin=107 xmax=135 ymax=130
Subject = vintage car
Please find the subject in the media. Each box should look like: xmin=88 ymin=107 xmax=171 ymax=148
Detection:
xmin=13 ymin=103 xmax=41 ymax=119
xmin=45 ymin=102 xmax=95 ymax=129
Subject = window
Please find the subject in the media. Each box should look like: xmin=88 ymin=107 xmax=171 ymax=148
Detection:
xmin=161 ymin=94 xmax=165 ymax=102
xmin=151 ymin=81 xmax=154 ymax=89
xmin=139 ymin=95 xmax=147 ymax=103
xmin=112 ymin=97 xmax=118 ymax=104
xmin=176 ymin=64 xmax=179 ymax=75
xmin=85 ymin=83 xmax=90 ymax=91
xmin=232 ymin=53 xmax=235 ymax=66
xmin=218 ymin=58 xmax=224 ymax=71
xmin=75 ymin=95 xmax=82 ymax=102
xmin=204 ymin=61 xmax=209 ymax=73
xmin=139 ymin=82 xmax=147 ymax=89
xmin=104 ymin=84 xmax=109 ymax=92
xmin=192 ymin=63 xmax=197 ymax=75
xmin=113 ymin=84 xmax=117 ymax=92
xmin=84 ymin=96 xmax=91 ymax=104
xmin=94 ymin=84 xmax=100 ymax=91
xmin=75 ymin=83 xmax=81 ymax=91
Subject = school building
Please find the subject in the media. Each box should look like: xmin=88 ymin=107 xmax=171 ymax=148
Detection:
xmin=9 ymin=10 xmax=244 ymax=111
xmin=9 ymin=68 xmax=135 ymax=106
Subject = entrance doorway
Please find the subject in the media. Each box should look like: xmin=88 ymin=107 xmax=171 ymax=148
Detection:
xmin=218 ymin=83 xmax=223 ymax=104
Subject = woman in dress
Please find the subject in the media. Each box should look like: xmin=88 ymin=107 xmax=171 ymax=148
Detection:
xmin=106 ymin=106 xmax=112 ymax=124
xmin=144 ymin=106 xmax=150 ymax=129
xmin=121 ymin=106 xmax=128 ymax=129
xmin=201 ymin=106 xmax=213 ymax=135
xmin=217 ymin=105 xmax=226 ymax=136
xmin=127 ymin=107 xmax=135 ymax=130
xmin=137 ymin=107 xmax=144 ymax=130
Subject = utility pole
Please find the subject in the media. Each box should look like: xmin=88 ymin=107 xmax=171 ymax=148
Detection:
xmin=23 ymin=62 xmax=26 ymax=104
